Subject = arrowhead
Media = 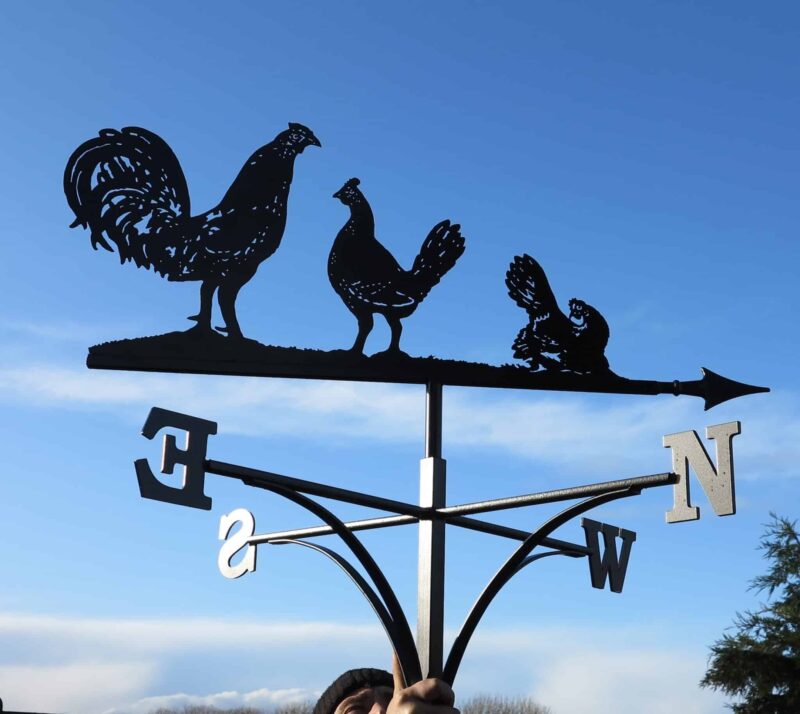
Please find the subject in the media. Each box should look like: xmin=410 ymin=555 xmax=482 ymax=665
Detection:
xmin=696 ymin=368 xmax=770 ymax=410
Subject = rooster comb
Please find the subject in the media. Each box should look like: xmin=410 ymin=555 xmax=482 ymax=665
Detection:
xmin=344 ymin=177 xmax=361 ymax=188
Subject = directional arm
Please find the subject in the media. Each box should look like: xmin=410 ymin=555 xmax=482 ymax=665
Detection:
xmin=237 ymin=471 xmax=677 ymax=546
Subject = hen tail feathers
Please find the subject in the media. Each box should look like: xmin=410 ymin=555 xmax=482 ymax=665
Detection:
xmin=64 ymin=127 xmax=190 ymax=272
xmin=409 ymin=220 xmax=465 ymax=300
xmin=505 ymin=253 xmax=560 ymax=318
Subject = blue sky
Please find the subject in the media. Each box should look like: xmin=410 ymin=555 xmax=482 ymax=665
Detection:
xmin=0 ymin=1 xmax=798 ymax=712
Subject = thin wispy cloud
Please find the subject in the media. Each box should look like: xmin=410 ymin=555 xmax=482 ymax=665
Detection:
xmin=0 ymin=363 xmax=792 ymax=479
xmin=0 ymin=318 xmax=145 ymax=344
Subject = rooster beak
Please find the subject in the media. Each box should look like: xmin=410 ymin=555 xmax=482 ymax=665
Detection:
xmin=310 ymin=134 xmax=321 ymax=148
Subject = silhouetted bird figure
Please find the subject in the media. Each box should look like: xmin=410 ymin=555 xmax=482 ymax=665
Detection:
xmin=506 ymin=254 xmax=610 ymax=373
xmin=64 ymin=123 xmax=320 ymax=339
xmin=329 ymin=178 xmax=465 ymax=355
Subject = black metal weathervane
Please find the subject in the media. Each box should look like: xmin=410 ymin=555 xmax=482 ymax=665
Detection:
xmin=64 ymin=123 xmax=769 ymax=688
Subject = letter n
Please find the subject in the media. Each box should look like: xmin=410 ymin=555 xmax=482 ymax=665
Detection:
xmin=581 ymin=518 xmax=636 ymax=594
xmin=663 ymin=421 xmax=740 ymax=524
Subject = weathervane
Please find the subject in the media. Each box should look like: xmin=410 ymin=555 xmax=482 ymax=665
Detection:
xmin=65 ymin=122 xmax=768 ymax=687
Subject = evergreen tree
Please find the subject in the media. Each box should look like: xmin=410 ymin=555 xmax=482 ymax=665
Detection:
xmin=701 ymin=513 xmax=800 ymax=712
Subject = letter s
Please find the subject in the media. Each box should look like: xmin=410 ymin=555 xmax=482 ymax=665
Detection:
xmin=218 ymin=508 xmax=257 ymax=579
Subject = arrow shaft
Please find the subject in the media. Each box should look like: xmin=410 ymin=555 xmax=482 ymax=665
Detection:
xmin=88 ymin=348 xmax=767 ymax=408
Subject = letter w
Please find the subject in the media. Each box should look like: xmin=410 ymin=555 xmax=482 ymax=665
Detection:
xmin=581 ymin=518 xmax=636 ymax=594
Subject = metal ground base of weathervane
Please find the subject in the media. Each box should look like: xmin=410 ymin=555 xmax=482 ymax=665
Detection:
xmin=135 ymin=384 xmax=744 ymax=687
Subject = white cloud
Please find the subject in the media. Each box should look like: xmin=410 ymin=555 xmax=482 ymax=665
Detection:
xmin=534 ymin=648 xmax=724 ymax=714
xmin=0 ymin=612 xmax=382 ymax=714
xmin=457 ymin=626 xmax=728 ymax=714
xmin=0 ymin=611 xmax=730 ymax=714
xmin=106 ymin=687 xmax=316 ymax=714
xmin=0 ymin=661 xmax=154 ymax=714
xmin=0 ymin=363 xmax=793 ymax=478
xmin=0 ymin=612 xmax=379 ymax=656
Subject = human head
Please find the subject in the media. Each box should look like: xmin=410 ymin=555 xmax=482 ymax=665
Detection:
xmin=313 ymin=667 xmax=394 ymax=714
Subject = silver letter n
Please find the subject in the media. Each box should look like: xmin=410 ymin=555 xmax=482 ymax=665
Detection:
xmin=663 ymin=421 xmax=740 ymax=524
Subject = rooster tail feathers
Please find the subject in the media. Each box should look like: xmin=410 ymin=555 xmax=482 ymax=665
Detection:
xmin=64 ymin=127 xmax=191 ymax=271
xmin=410 ymin=220 xmax=465 ymax=296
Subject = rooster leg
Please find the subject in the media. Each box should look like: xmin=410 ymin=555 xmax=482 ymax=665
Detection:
xmin=386 ymin=315 xmax=405 ymax=355
xmin=216 ymin=279 xmax=246 ymax=339
xmin=351 ymin=313 xmax=374 ymax=354
xmin=187 ymin=281 xmax=216 ymax=332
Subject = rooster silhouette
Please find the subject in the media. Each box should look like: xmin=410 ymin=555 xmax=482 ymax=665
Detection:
xmin=329 ymin=178 xmax=465 ymax=355
xmin=64 ymin=123 xmax=320 ymax=339
xmin=506 ymin=254 xmax=610 ymax=374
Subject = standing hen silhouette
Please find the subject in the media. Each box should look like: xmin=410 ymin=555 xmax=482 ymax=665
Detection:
xmin=328 ymin=178 xmax=465 ymax=356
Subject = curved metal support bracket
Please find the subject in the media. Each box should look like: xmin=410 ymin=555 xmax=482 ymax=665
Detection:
xmin=249 ymin=481 xmax=423 ymax=684
xmin=271 ymin=538 xmax=410 ymax=667
xmin=514 ymin=548 xmax=579 ymax=574
xmin=442 ymin=487 xmax=638 ymax=685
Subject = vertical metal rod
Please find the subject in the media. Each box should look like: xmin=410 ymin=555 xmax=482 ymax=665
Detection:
xmin=425 ymin=381 xmax=443 ymax=459
xmin=417 ymin=381 xmax=446 ymax=679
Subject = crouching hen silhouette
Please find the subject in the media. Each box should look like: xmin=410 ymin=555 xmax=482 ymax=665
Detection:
xmin=329 ymin=178 xmax=465 ymax=356
xmin=64 ymin=123 xmax=320 ymax=339
xmin=506 ymin=254 xmax=610 ymax=374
